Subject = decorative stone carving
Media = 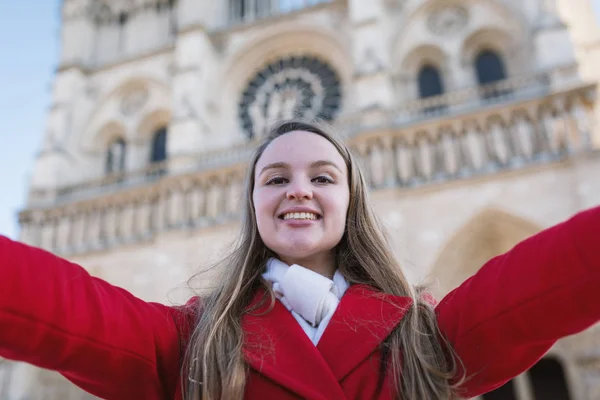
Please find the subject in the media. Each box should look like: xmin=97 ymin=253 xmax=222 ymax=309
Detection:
xmin=356 ymin=47 xmax=384 ymax=77
xmin=512 ymin=116 xmax=535 ymax=159
xmin=570 ymin=100 xmax=592 ymax=150
xmin=120 ymin=86 xmax=149 ymax=116
xmin=415 ymin=135 xmax=434 ymax=179
xmin=239 ymin=55 xmax=342 ymax=139
xmin=395 ymin=140 xmax=413 ymax=183
xmin=488 ymin=122 xmax=510 ymax=165
xmin=427 ymin=4 xmax=469 ymax=37
xmin=440 ymin=131 xmax=459 ymax=175
xmin=463 ymin=126 xmax=485 ymax=170
xmin=541 ymin=111 xmax=566 ymax=154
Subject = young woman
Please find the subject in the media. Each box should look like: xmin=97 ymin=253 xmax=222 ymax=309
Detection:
xmin=1 ymin=120 xmax=599 ymax=400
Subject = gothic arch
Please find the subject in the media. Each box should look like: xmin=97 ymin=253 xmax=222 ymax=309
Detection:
xmin=135 ymin=109 xmax=172 ymax=143
xmin=135 ymin=109 xmax=172 ymax=169
xmin=428 ymin=208 xmax=541 ymax=298
xmin=460 ymin=27 xmax=524 ymax=78
xmin=391 ymin=0 xmax=530 ymax=81
xmin=80 ymin=77 xmax=170 ymax=153
xmin=400 ymin=44 xmax=449 ymax=77
xmin=215 ymin=24 xmax=353 ymax=141
xmin=95 ymin=120 xmax=127 ymax=150
xmin=398 ymin=44 xmax=449 ymax=100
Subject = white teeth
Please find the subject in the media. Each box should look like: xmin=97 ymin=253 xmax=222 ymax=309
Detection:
xmin=282 ymin=212 xmax=318 ymax=220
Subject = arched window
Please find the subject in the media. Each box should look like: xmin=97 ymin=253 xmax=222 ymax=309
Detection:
xmin=150 ymin=127 xmax=167 ymax=163
xmin=475 ymin=49 xmax=507 ymax=85
xmin=475 ymin=49 xmax=509 ymax=99
xmin=106 ymin=138 xmax=126 ymax=175
xmin=529 ymin=358 xmax=571 ymax=400
xmin=418 ymin=65 xmax=444 ymax=99
xmin=417 ymin=64 xmax=446 ymax=114
xmin=481 ymin=380 xmax=517 ymax=400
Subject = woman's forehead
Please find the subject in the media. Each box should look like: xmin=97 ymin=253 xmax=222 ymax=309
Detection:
xmin=257 ymin=131 xmax=346 ymax=170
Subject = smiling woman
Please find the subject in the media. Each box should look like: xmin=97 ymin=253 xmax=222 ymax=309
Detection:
xmin=252 ymin=130 xmax=350 ymax=278
xmin=1 ymin=119 xmax=600 ymax=400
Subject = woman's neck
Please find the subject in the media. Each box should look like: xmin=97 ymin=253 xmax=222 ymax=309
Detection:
xmin=278 ymin=253 xmax=336 ymax=280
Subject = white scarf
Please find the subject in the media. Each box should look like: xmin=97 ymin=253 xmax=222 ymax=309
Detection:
xmin=262 ymin=258 xmax=350 ymax=345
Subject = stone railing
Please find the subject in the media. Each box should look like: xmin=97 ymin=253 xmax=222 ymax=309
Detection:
xmin=348 ymin=64 xmax=583 ymax=135
xmin=19 ymin=167 xmax=247 ymax=256
xmin=18 ymin=78 xmax=596 ymax=256
xmin=28 ymin=141 xmax=257 ymax=207
xmin=225 ymin=0 xmax=334 ymax=27
xmin=347 ymin=85 xmax=595 ymax=190
xmin=394 ymin=71 xmax=552 ymax=126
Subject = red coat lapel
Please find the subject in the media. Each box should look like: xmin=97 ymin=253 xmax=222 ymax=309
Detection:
xmin=242 ymin=285 xmax=412 ymax=398
xmin=242 ymin=289 xmax=347 ymax=400
xmin=317 ymin=284 xmax=413 ymax=381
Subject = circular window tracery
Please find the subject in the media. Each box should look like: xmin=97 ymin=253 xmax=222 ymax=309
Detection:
xmin=238 ymin=55 xmax=342 ymax=139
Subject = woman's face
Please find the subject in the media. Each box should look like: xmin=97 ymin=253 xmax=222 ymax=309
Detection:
xmin=253 ymin=131 xmax=350 ymax=269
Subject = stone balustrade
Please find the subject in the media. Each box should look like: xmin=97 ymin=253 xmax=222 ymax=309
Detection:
xmin=19 ymin=166 xmax=247 ymax=256
xmin=18 ymin=76 xmax=596 ymax=257
xmin=348 ymin=83 xmax=596 ymax=189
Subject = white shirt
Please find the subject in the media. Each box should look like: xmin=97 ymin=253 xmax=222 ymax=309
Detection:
xmin=262 ymin=258 xmax=350 ymax=345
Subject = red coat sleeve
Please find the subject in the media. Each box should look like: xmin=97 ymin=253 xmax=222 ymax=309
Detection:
xmin=435 ymin=206 xmax=600 ymax=398
xmin=0 ymin=236 xmax=197 ymax=400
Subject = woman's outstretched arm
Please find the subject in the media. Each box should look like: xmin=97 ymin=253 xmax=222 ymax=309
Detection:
xmin=435 ymin=206 xmax=600 ymax=398
xmin=0 ymin=236 xmax=196 ymax=400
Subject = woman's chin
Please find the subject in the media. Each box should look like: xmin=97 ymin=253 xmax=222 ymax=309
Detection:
xmin=276 ymin=246 xmax=336 ymax=266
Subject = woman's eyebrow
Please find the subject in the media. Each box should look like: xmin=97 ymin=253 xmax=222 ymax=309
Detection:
xmin=258 ymin=160 xmax=343 ymax=176
xmin=310 ymin=160 xmax=343 ymax=173
xmin=258 ymin=162 xmax=289 ymax=176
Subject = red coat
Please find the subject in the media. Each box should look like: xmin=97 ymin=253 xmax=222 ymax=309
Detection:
xmin=1 ymin=206 xmax=599 ymax=400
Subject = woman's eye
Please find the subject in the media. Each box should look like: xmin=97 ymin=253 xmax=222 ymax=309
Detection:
xmin=313 ymin=175 xmax=334 ymax=184
xmin=265 ymin=177 xmax=287 ymax=185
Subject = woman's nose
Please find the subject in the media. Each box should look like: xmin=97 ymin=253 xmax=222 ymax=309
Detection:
xmin=286 ymin=179 xmax=313 ymax=200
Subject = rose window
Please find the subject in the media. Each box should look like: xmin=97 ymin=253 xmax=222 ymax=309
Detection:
xmin=238 ymin=55 xmax=342 ymax=139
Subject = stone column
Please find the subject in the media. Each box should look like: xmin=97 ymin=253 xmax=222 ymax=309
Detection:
xmin=168 ymin=2 xmax=219 ymax=172
xmin=60 ymin=0 xmax=96 ymax=68
xmin=348 ymin=0 xmax=395 ymax=116
xmin=533 ymin=0 xmax=577 ymax=72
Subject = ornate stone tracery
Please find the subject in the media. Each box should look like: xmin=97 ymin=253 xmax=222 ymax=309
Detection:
xmin=238 ymin=55 xmax=342 ymax=139
xmin=120 ymin=86 xmax=150 ymax=116
xmin=427 ymin=4 xmax=470 ymax=37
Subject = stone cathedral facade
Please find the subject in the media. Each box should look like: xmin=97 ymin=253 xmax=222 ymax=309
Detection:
xmin=2 ymin=0 xmax=600 ymax=399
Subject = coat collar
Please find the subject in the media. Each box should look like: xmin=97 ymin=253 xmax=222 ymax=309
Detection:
xmin=242 ymin=284 xmax=413 ymax=399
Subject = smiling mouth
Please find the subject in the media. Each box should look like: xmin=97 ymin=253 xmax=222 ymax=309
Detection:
xmin=279 ymin=212 xmax=321 ymax=221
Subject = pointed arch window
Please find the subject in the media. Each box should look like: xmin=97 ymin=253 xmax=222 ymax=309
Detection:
xmin=149 ymin=126 xmax=168 ymax=177
xmin=106 ymin=138 xmax=126 ymax=175
xmin=418 ymin=64 xmax=445 ymax=99
xmin=475 ymin=49 xmax=510 ymax=100
xmin=150 ymin=127 xmax=167 ymax=163
xmin=417 ymin=64 xmax=446 ymax=114
xmin=475 ymin=49 xmax=507 ymax=85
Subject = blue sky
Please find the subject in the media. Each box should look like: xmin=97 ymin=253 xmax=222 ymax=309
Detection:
xmin=0 ymin=0 xmax=60 ymax=239
xmin=1 ymin=1 xmax=600 ymax=240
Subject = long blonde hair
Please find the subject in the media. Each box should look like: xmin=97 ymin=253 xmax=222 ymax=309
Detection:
xmin=183 ymin=120 xmax=463 ymax=399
